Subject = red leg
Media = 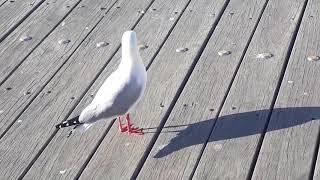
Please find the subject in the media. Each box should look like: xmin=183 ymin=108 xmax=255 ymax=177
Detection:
xmin=118 ymin=116 xmax=127 ymax=132
xmin=125 ymin=113 xmax=144 ymax=135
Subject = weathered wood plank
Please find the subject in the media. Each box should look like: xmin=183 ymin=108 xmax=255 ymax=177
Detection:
xmin=78 ymin=0 xmax=229 ymax=179
xmin=252 ymin=0 xmax=320 ymax=179
xmin=23 ymin=1 xmax=192 ymax=179
xmin=0 ymin=0 xmax=154 ymax=179
xmin=0 ymin=0 xmax=44 ymax=41
xmin=191 ymin=0 xmax=307 ymax=179
xmin=0 ymin=0 xmax=117 ymax=136
xmin=0 ymin=0 xmax=85 ymax=84
xmin=0 ymin=0 xmax=7 ymax=7
xmin=137 ymin=0 xmax=267 ymax=179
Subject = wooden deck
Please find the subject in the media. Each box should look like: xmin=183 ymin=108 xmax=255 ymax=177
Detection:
xmin=0 ymin=0 xmax=320 ymax=179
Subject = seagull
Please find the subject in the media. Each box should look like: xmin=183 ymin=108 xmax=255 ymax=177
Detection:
xmin=55 ymin=31 xmax=147 ymax=135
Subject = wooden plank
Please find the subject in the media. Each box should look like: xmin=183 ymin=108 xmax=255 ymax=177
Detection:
xmin=78 ymin=0 xmax=229 ymax=179
xmin=252 ymin=0 xmax=320 ymax=179
xmin=137 ymin=0 xmax=267 ymax=179
xmin=0 ymin=0 xmax=155 ymax=179
xmin=23 ymin=0 xmax=192 ymax=179
xmin=191 ymin=0 xmax=307 ymax=179
xmin=0 ymin=0 xmax=44 ymax=41
xmin=0 ymin=0 xmax=117 ymax=136
xmin=0 ymin=0 xmax=7 ymax=7
xmin=0 ymin=0 xmax=88 ymax=84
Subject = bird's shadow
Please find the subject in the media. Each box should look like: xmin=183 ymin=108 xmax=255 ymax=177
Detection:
xmin=142 ymin=107 xmax=320 ymax=158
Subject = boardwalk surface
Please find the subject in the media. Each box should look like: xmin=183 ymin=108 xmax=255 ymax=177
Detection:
xmin=0 ymin=0 xmax=319 ymax=179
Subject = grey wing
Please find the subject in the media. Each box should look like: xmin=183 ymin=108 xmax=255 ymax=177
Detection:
xmin=97 ymin=77 xmax=144 ymax=119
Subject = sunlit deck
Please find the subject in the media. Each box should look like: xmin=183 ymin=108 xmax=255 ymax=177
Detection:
xmin=0 ymin=0 xmax=320 ymax=179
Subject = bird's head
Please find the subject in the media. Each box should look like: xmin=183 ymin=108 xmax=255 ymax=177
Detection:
xmin=121 ymin=31 xmax=139 ymax=58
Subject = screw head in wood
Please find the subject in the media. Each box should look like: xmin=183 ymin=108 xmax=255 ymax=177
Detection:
xmin=256 ymin=53 xmax=273 ymax=59
xmin=218 ymin=50 xmax=231 ymax=56
xmin=307 ymin=55 xmax=320 ymax=62
xmin=176 ymin=47 xmax=189 ymax=53
xmin=138 ymin=44 xmax=148 ymax=50
xmin=19 ymin=35 xmax=32 ymax=42
xmin=58 ymin=39 xmax=71 ymax=44
xmin=96 ymin=42 xmax=109 ymax=48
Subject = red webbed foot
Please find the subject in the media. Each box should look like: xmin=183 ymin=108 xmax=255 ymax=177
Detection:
xmin=118 ymin=116 xmax=128 ymax=132
xmin=125 ymin=114 xmax=144 ymax=135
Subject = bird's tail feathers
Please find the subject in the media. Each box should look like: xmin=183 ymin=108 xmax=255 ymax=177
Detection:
xmin=55 ymin=116 xmax=82 ymax=129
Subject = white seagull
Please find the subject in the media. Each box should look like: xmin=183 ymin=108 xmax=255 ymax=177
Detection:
xmin=55 ymin=31 xmax=147 ymax=135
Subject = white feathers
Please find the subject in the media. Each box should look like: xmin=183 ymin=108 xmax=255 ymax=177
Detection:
xmin=77 ymin=31 xmax=147 ymax=131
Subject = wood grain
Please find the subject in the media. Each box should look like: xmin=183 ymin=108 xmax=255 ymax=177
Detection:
xmin=0 ymin=0 xmax=154 ymax=179
xmin=192 ymin=0 xmax=307 ymax=179
xmin=0 ymin=0 xmax=44 ymax=41
xmin=252 ymin=0 xmax=320 ymax=179
xmin=23 ymin=0 xmax=192 ymax=179
xmin=0 ymin=0 xmax=116 ymax=136
xmin=0 ymin=0 xmax=7 ymax=7
xmin=137 ymin=0 xmax=267 ymax=179
xmin=78 ymin=0 xmax=229 ymax=179
xmin=0 ymin=0 xmax=82 ymax=84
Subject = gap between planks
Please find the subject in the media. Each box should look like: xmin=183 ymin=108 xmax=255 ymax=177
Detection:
xmin=74 ymin=4 xmax=190 ymax=178
xmin=0 ymin=15 xmax=105 ymax=140
xmin=0 ymin=0 xmax=7 ymax=7
xmin=77 ymin=0 xmax=233 ymax=179
xmin=188 ymin=0 xmax=312 ymax=179
xmin=0 ymin=0 xmax=119 ymax=139
xmin=0 ymin=0 xmax=46 ymax=43
xmin=21 ymin=0 xmax=191 ymax=179
xmin=0 ymin=0 xmax=90 ymax=86
xmin=132 ymin=0 xmax=231 ymax=178
xmin=247 ymin=0 xmax=309 ymax=178
xmin=189 ymin=0 xmax=270 ymax=178
xmin=136 ymin=0 xmax=270 ymax=179
xmin=249 ymin=0 xmax=320 ymax=179
xmin=18 ymin=0 xmax=159 ymax=178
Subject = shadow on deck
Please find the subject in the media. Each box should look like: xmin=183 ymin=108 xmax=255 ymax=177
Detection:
xmin=141 ymin=107 xmax=320 ymax=157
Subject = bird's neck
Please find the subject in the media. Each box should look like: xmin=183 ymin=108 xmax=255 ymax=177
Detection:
xmin=122 ymin=41 xmax=139 ymax=58
xmin=120 ymin=43 xmax=141 ymax=68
